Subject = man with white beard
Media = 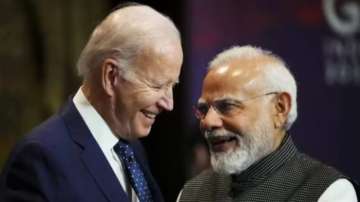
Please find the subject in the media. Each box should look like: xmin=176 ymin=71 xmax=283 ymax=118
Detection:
xmin=178 ymin=45 xmax=358 ymax=202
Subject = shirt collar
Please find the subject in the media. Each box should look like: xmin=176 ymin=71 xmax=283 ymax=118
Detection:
xmin=73 ymin=87 xmax=119 ymax=151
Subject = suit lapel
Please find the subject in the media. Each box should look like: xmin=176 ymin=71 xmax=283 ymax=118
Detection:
xmin=61 ymin=100 xmax=130 ymax=202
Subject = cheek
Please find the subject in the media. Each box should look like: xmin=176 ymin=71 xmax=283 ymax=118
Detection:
xmin=223 ymin=109 xmax=260 ymax=134
xmin=133 ymin=91 xmax=163 ymax=108
xmin=222 ymin=116 xmax=248 ymax=134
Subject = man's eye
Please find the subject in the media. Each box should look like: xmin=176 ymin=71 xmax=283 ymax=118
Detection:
xmin=151 ymin=85 xmax=163 ymax=90
xmin=197 ymin=104 xmax=209 ymax=114
xmin=152 ymin=83 xmax=177 ymax=91
xmin=217 ymin=102 xmax=238 ymax=113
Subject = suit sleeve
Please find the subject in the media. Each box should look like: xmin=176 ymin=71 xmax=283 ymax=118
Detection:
xmin=0 ymin=141 xmax=59 ymax=202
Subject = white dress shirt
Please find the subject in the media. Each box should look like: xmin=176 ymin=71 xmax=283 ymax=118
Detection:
xmin=318 ymin=178 xmax=357 ymax=202
xmin=73 ymin=88 xmax=139 ymax=202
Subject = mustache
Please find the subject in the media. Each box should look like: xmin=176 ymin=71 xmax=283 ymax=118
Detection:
xmin=204 ymin=129 xmax=239 ymax=142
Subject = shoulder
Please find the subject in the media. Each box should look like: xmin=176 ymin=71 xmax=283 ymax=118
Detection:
xmin=6 ymin=113 xmax=68 ymax=166
xmin=295 ymin=153 xmax=343 ymax=180
xmin=4 ymin=111 xmax=75 ymax=172
xmin=0 ymin=114 xmax=72 ymax=202
xmin=181 ymin=169 xmax=230 ymax=197
xmin=23 ymin=100 xmax=82 ymax=148
xmin=26 ymin=113 xmax=68 ymax=143
xmin=184 ymin=169 xmax=219 ymax=187
xmin=279 ymin=152 xmax=347 ymax=198
xmin=18 ymin=105 xmax=78 ymax=155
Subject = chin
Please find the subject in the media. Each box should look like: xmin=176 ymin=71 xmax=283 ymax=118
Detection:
xmin=133 ymin=127 xmax=152 ymax=139
xmin=137 ymin=133 xmax=150 ymax=138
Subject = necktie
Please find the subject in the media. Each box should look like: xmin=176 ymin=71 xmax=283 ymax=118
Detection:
xmin=114 ymin=141 xmax=153 ymax=202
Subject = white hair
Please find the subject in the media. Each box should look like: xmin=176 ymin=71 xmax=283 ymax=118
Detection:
xmin=77 ymin=4 xmax=180 ymax=79
xmin=209 ymin=45 xmax=298 ymax=130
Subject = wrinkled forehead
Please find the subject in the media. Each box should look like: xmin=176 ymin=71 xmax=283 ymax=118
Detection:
xmin=199 ymin=58 xmax=268 ymax=103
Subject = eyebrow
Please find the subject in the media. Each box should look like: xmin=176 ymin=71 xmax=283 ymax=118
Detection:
xmin=213 ymin=97 xmax=244 ymax=104
xmin=213 ymin=95 xmax=241 ymax=102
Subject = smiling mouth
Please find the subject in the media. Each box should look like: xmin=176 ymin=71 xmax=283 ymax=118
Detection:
xmin=207 ymin=135 xmax=238 ymax=152
xmin=141 ymin=110 xmax=158 ymax=119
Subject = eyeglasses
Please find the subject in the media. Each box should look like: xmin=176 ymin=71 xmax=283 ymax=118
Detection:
xmin=194 ymin=92 xmax=278 ymax=119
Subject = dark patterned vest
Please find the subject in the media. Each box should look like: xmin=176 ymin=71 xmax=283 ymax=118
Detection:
xmin=180 ymin=135 xmax=345 ymax=202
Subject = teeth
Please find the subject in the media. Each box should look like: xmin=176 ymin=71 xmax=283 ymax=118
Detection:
xmin=209 ymin=135 xmax=236 ymax=144
xmin=142 ymin=111 xmax=157 ymax=119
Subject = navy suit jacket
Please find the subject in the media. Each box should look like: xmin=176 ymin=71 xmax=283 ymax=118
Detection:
xmin=0 ymin=100 xmax=164 ymax=202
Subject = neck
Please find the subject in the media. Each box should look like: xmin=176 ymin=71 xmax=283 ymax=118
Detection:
xmin=82 ymin=80 xmax=123 ymax=138
xmin=273 ymin=129 xmax=286 ymax=150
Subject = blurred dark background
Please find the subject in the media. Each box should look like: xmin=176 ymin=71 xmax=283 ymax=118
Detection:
xmin=1 ymin=0 xmax=359 ymax=201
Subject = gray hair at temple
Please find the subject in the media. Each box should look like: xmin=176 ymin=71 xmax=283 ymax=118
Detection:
xmin=208 ymin=45 xmax=298 ymax=130
xmin=77 ymin=4 xmax=180 ymax=80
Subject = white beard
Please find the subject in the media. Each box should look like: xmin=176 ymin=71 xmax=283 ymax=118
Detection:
xmin=208 ymin=115 xmax=275 ymax=175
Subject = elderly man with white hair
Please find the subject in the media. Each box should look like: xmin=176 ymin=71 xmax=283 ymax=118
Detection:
xmin=0 ymin=3 xmax=182 ymax=202
xmin=178 ymin=46 xmax=358 ymax=202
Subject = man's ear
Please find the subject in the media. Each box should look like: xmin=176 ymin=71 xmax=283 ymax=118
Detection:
xmin=273 ymin=92 xmax=291 ymax=129
xmin=101 ymin=58 xmax=120 ymax=97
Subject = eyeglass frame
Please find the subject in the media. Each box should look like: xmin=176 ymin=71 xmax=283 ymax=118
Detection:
xmin=194 ymin=92 xmax=279 ymax=120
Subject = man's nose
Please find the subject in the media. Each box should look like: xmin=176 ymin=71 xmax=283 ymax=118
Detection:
xmin=158 ymin=88 xmax=174 ymax=111
xmin=200 ymin=107 xmax=223 ymax=131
